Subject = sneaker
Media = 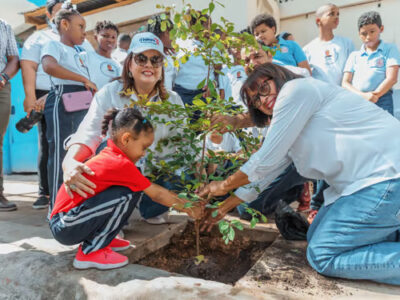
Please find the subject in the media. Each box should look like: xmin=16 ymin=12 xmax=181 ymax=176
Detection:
xmin=144 ymin=212 xmax=169 ymax=225
xmin=307 ymin=209 xmax=318 ymax=224
xmin=73 ymin=245 xmax=128 ymax=270
xmin=297 ymin=182 xmax=313 ymax=212
xmin=109 ymin=235 xmax=131 ymax=252
xmin=0 ymin=194 xmax=17 ymax=212
xmin=32 ymin=196 xmax=49 ymax=210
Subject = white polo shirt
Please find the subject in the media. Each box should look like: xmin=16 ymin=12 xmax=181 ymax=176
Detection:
xmin=206 ymin=132 xmax=241 ymax=153
xmin=235 ymin=77 xmax=400 ymax=205
xmin=87 ymin=52 xmax=121 ymax=90
xmin=21 ymin=26 xmax=93 ymax=90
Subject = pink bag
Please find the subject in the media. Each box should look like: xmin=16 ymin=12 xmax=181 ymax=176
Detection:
xmin=62 ymin=90 xmax=93 ymax=112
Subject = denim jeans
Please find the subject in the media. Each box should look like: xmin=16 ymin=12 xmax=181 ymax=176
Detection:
xmin=173 ymin=84 xmax=203 ymax=122
xmin=376 ymin=90 xmax=393 ymax=115
xmin=307 ymin=178 xmax=400 ymax=285
xmin=310 ymin=180 xmax=328 ymax=210
xmin=237 ymin=163 xmax=307 ymax=216
xmin=139 ymin=173 xmax=189 ymax=219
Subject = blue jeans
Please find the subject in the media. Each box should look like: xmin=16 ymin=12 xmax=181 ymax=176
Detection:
xmin=307 ymin=178 xmax=400 ymax=285
xmin=237 ymin=164 xmax=307 ymax=216
xmin=376 ymin=90 xmax=393 ymax=115
xmin=139 ymin=173 xmax=191 ymax=219
xmin=310 ymin=180 xmax=328 ymax=210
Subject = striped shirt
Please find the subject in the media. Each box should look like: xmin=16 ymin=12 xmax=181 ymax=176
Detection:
xmin=0 ymin=19 xmax=19 ymax=72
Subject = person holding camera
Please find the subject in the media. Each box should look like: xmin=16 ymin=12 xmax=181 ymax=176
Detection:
xmin=21 ymin=0 xmax=93 ymax=210
xmin=0 ymin=19 xmax=20 ymax=211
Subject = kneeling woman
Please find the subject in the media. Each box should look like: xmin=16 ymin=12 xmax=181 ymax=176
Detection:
xmin=50 ymin=108 xmax=202 ymax=270
xmin=199 ymin=63 xmax=400 ymax=285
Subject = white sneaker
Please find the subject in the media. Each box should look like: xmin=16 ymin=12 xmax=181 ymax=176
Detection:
xmin=144 ymin=212 xmax=169 ymax=225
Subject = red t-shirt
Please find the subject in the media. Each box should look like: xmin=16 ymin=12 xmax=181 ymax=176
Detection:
xmin=50 ymin=139 xmax=151 ymax=219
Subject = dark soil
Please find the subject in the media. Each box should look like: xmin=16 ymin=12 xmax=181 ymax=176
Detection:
xmin=137 ymin=222 xmax=271 ymax=284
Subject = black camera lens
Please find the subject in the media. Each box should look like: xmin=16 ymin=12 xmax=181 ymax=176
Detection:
xmin=16 ymin=110 xmax=43 ymax=133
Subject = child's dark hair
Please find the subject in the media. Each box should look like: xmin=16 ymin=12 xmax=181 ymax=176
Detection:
xmin=250 ymin=14 xmax=277 ymax=33
xmin=118 ymin=33 xmax=131 ymax=44
xmin=46 ymin=0 xmax=65 ymax=15
xmin=239 ymin=26 xmax=251 ymax=35
xmin=54 ymin=7 xmax=80 ymax=30
xmin=358 ymin=11 xmax=382 ymax=30
xmin=95 ymin=20 xmax=119 ymax=35
xmin=101 ymin=107 xmax=153 ymax=139
xmin=147 ymin=15 xmax=174 ymax=37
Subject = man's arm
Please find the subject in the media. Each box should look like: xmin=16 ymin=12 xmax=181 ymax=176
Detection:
xmin=21 ymin=60 xmax=38 ymax=115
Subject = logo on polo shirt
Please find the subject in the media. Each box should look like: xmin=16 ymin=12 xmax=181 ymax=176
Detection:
xmin=324 ymin=47 xmax=338 ymax=65
xmin=237 ymin=71 xmax=242 ymax=79
xmin=280 ymin=46 xmax=289 ymax=53
xmin=373 ymin=57 xmax=385 ymax=68
xmin=74 ymin=54 xmax=88 ymax=71
xmin=100 ymin=62 xmax=118 ymax=76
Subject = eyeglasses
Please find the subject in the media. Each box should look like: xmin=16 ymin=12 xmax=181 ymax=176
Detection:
xmin=249 ymin=79 xmax=276 ymax=110
xmin=134 ymin=53 xmax=164 ymax=68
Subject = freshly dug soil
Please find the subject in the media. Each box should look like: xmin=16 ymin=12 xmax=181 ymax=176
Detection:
xmin=137 ymin=222 xmax=271 ymax=284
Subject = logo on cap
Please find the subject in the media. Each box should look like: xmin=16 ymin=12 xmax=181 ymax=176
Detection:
xmin=139 ymin=37 xmax=160 ymax=46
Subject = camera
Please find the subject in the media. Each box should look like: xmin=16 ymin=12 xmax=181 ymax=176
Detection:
xmin=16 ymin=110 xmax=43 ymax=133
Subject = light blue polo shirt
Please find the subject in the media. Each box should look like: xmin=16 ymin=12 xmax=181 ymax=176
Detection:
xmin=344 ymin=40 xmax=400 ymax=92
xmin=271 ymin=36 xmax=307 ymax=67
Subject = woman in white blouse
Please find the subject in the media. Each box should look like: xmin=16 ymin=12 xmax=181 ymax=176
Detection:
xmin=62 ymin=32 xmax=186 ymax=224
xmin=199 ymin=63 xmax=400 ymax=285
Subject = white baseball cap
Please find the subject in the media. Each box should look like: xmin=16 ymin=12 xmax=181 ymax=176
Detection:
xmin=128 ymin=32 xmax=165 ymax=57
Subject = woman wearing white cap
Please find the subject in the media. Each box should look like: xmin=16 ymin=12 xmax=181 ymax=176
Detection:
xmin=62 ymin=32 xmax=187 ymax=224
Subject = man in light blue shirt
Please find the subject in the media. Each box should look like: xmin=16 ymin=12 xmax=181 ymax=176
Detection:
xmin=342 ymin=11 xmax=400 ymax=115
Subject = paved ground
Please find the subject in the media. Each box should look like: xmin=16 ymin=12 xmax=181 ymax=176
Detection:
xmin=2 ymin=174 xmax=400 ymax=299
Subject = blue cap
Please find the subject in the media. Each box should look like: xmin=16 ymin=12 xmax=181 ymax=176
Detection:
xmin=128 ymin=32 xmax=165 ymax=57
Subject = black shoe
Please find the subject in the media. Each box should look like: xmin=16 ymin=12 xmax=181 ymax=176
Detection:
xmin=0 ymin=194 xmax=17 ymax=211
xmin=32 ymin=196 xmax=49 ymax=210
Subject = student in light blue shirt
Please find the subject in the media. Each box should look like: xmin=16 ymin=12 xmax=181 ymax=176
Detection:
xmin=342 ymin=11 xmax=400 ymax=115
xmin=250 ymin=13 xmax=311 ymax=74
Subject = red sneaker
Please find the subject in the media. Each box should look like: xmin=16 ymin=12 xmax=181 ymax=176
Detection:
xmin=297 ymin=182 xmax=313 ymax=212
xmin=109 ymin=235 xmax=131 ymax=252
xmin=307 ymin=209 xmax=318 ymax=224
xmin=73 ymin=245 xmax=128 ymax=270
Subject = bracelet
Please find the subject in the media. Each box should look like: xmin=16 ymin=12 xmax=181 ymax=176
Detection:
xmin=1 ymin=73 xmax=9 ymax=83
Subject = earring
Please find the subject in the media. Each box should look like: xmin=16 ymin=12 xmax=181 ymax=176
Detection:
xmin=128 ymin=71 xmax=132 ymax=78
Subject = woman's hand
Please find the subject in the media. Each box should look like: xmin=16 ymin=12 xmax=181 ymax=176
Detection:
xmin=200 ymin=195 xmax=243 ymax=232
xmin=63 ymin=159 xmax=96 ymax=199
xmin=198 ymin=181 xmax=229 ymax=199
xmin=184 ymin=204 xmax=204 ymax=220
xmin=362 ymin=92 xmax=379 ymax=103
xmin=34 ymin=94 xmax=48 ymax=112
xmin=210 ymin=114 xmax=237 ymax=134
xmin=83 ymin=79 xmax=98 ymax=94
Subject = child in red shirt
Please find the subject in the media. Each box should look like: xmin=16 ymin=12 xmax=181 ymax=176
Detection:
xmin=50 ymin=107 xmax=202 ymax=270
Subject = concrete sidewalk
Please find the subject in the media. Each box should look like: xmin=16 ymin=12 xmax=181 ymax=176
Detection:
xmin=2 ymin=175 xmax=400 ymax=299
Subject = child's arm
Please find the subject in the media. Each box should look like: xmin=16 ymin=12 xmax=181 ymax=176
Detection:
xmin=143 ymin=183 xmax=203 ymax=219
xmin=372 ymin=66 xmax=399 ymax=99
xmin=42 ymin=56 xmax=98 ymax=93
xmin=297 ymin=60 xmax=312 ymax=75
xmin=342 ymin=72 xmax=379 ymax=103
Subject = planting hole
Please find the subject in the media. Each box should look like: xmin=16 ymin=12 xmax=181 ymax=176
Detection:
xmin=136 ymin=222 xmax=274 ymax=284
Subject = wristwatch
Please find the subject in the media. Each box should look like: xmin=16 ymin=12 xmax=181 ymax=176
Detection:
xmin=1 ymin=72 xmax=9 ymax=83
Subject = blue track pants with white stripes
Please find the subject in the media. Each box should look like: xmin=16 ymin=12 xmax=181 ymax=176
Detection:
xmin=50 ymin=186 xmax=141 ymax=254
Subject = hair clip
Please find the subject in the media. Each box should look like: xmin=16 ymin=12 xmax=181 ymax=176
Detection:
xmin=142 ymin=119 xmax=148 ymax=124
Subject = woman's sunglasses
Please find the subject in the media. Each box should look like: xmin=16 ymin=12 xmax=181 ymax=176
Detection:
xmin=134 ymin=53 xmax=164 ymax=68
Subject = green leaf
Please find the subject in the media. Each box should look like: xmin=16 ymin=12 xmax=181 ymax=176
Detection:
xmin=212 ymin=210 xmax=219 ymax=218
xmin=196 ymin=78 xmax=207 ymax=90
xmin=194 ymin=255 xmax=205 ymax=265
xmin=161 ymin=21 xmax=167 ymax=32
xmin=183 ymin=202 xmax=193 ymax=208
xmin=160 ymin=13 xmax=167 ymax=20
xmin=250 ymin=217 xmax=258 ymax=228
xmin=178 ymin=192 xmax=187 ymax=199
xmin=209 ymin=2 xmax=215 ymax=13
xmin=218 ymin=221 xmax=229 ymax=232
xmin=261 ymin=214 xmax=267 ymax=223
xmin=192 ymin=99 xmax=206 ymax=107
xmin=228 ymin=226 xmax=235 ymax=240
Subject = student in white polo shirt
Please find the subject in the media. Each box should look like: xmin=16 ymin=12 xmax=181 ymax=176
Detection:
xmin=111 ymin=33 xmax=131 ymax=66
xmin=41 ymin=7 xmax=98 ymax=217
xmin=88 ymin=21 xmax=121 ymax=89
xmin=21 ymin=0 xmax=93 ymax=210
xmin=303 ymin=3 xmax=354 ymax=85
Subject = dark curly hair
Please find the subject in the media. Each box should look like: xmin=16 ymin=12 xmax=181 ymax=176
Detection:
xmin=94 ymin=20 xmax=119 ymax=35
xmin=358 ymin=11 xmax=382 ymax=30
xmin=250 ymin=13 xmax=277 ymax=34
xmin=101 ymin=107 xmax=153 ymax=139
